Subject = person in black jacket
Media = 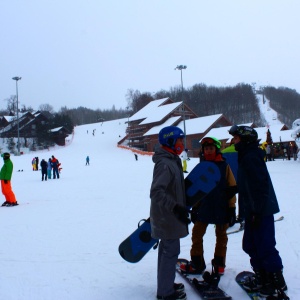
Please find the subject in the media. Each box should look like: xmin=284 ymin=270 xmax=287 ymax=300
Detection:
xmin=40 ymin=159 xmax=48 ymax=181
xmin=229 ymin=125 xmax=287 ymax=298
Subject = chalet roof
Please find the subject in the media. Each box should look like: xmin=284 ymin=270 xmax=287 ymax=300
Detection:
xmin=255 ymin=127 xmax=294 ymax=143
xmin=143 ymin=116 xmax=181 ymax=136
xmin=129 ymin=98 xmax=171 ymax=122
xmin=139 ymin=102 xmax=182 ymax=125
xmin=143 ymin=114 xmax=224 ymax=136
xmin=204 ymin=123 xmax=253 ymax=142
xmin=50 ymin=127 xmax=64 ymax=132
xmin=176 ymin=114 xmax=223 ymax=135
xmin=203 ymin=124 xmax=294 ymax=144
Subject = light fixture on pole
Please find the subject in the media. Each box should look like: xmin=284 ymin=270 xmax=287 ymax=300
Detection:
xmin=12 ymin=76 xmax=22 ymax=156
xmin=175 ymin=65 xmax=187 ymax=148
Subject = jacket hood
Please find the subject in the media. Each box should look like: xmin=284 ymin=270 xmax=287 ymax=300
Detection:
xmin=152 ymin=147 xmax=178 ymax=164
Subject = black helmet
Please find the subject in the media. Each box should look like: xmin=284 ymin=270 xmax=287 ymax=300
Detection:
xmin=229 ymin=125 xmax=258 ymax=143
xmin=1 ymin=153 xmax=10 ymax=160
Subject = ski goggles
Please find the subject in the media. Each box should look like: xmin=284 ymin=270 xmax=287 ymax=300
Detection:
xmin=200 ymin=137 xmax=221 ymax=149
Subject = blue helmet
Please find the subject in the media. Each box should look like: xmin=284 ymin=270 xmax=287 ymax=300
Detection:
xmin=158 ymin=126 xmax=185 ymax=148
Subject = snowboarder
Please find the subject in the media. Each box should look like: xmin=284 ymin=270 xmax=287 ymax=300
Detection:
xmin=229 ymin=125 xmax=287 ymax=297
xmin=47 ymin=158 xmax=52 ymax=179
xmin=179 ymin=137 xmax=237 ymax=276
xmin=0 ymin=153 xmax=18 ymax=206
xmin=86 ymin=156 xmax=90 ymax=165
xmin=150 ymin=126 xmax=189 ymax=300
xmin=51 ymin=155 xmax=60 ymax=179
xmin=40 ymin=159 xmax=48 ymax=181
xmin=134 ymin=153 xmax=138 ymax=161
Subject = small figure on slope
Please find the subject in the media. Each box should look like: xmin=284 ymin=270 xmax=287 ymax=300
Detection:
xmin=40 ymin=159 xmax=48 ymax=181
xmin=0 ymin=153 xmax=18 ymax=206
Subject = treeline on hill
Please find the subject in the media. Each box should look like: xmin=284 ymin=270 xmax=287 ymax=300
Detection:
xmin=264 ymin=87 xmax=300 ymax=127
xmin=127 ymin=83 xmax=264 ymax=126
xmin=58 ymin=105 xmax=129 ymax=126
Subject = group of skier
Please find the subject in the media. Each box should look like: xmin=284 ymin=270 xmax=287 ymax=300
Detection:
xmin=149 ymin=125 xmax=287 ymax=300
xmin=39 ymin=155 xmax=61 ymax=181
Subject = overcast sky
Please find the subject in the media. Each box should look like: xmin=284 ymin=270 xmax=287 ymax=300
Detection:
xmin=1 ymin=1 xmax=299 ymax=112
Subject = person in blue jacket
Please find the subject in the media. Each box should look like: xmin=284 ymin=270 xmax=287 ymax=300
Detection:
xmin=229 ymin=125 xmax=287 ymax=297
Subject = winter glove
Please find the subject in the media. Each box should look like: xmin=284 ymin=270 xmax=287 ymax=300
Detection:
xmin=227 ymin=207 xmax=236 ymax=227
xmin=250 ymin=214 xmax=262 ymax=229
xmin=173 ymin=205 xmax=191 ymax=225
xmin=4 ymin=180 xmax=8 ymax=184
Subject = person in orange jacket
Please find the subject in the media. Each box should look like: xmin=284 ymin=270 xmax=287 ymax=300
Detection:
xmin=0 ymin=153 xmax=18 ymax=206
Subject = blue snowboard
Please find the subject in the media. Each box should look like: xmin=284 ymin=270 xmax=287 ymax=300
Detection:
xmin=185 ymin=161 xmax=221 ymax=207
xmin=118 ymin=218 xmax=159 ymax=263
xmin=118 ymin=162 xmax=221 ymax=263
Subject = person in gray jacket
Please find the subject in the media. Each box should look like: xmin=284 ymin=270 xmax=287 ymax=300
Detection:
xmin=150 ymin=126 xmax=190 ymax=300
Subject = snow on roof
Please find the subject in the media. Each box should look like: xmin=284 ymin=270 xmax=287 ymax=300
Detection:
xmin=177 ymin=114 xmax=223 ymax=135
xmin=205 ymin=123 xmax=253 ymax=142
xmin=143 ymin=114 xmax=223 ymax=136
xmin=143 ymin=116 xmax=181 ymax=136
xmin=129 ymin=98 xmax=169 ymax=122
xmin=50 ymin=127 xmax=63 ymax=133
xmin=257 ymin=127 xmax=294 ymax=143
xmin=139 ymin=102 xmax=182 ymax=125
xmin=2 ymin=116 xmax=15 ymax=122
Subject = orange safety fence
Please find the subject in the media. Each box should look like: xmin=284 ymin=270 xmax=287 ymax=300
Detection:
xmin=117 ymin=145 xmax=154 ymax=156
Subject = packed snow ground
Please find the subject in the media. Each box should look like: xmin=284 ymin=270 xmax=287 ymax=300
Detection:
xmin=0 ymin=117 xmax=299 ymax=299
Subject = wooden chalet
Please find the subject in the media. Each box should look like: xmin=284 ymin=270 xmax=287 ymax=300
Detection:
xmin=118 ymin=98 xmax=233 ymax=157
xmin=49 ymin=126 xmax=71 ymax=146
xmin=143 ymin=114 xmax=232 ymax=157
xmin=123 ymin=98 xmax=198 ymax=151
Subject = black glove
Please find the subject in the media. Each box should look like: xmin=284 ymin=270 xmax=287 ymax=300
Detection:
xmin=227 ymin=207 xmax=236 ymax=227
xmin=250 ymin=214 xmax=261 ymax=229
xmin=173 ymin=205 xmax=191 ymax=225
xmin=4 ymin=180 xmax=8 ymax=184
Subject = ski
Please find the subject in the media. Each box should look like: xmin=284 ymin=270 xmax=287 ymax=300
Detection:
xmin=227 ymin=216 xmax=284 ymax=235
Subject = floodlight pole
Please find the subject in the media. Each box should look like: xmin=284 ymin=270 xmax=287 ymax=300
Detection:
xmin=175 ymin=65 xmax=187 ymax=148
xmin=12 ymin=76 xmax=22 ymax=155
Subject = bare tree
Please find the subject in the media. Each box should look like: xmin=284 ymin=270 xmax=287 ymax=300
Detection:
xmin=39 ymin=103 xmax=54 ymax=113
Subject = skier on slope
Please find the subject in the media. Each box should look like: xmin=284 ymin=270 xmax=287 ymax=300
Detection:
xmin=229 ymin=125 xmax=287 ymax=298
xmin=180 ymin=149 xmax=188 ymax=173
xmin=150 ymin=126 xmax=190 ymax=300
xmin=0 ymin=153 xmax=18 ymax=206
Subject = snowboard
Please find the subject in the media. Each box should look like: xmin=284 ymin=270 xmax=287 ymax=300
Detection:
xmin=176 ymin=259 xmax=231 ymax=299
xmin=235 ymin=271 xmax=262 ymax=299
xmin=118 ymin=218 xmax=158 ymax=263
xmin=185 ymin=161 xmax=221 ymax=207
xmin=235 ymin=271 xmax=290 ymax=300
xmin=118 ymin=162 xmax=221 ymax=263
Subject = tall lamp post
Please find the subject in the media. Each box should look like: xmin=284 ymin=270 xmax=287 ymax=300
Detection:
xmin=12 ymin=76 xmax=22 ymax=156
xmin=175 ymin=65 xmax=187 ymax=148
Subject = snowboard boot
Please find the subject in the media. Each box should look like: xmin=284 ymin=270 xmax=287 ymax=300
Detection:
xmin=1 ymin=201 xmax=8 ymax=206
xmin=174 ymin=283 xmax=185 ymax=293
xmin=243 ymin=269 xmax=265 ymax=292
xmin=212 ymin=256 xmax=226 ymax=275
xmin=179 ymin=255 xmax=206 ymax=274
xmin=157 ymin=290 xmax=187 ymax=300
xmin=259 ymin=270 xmax=287 ymax=297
